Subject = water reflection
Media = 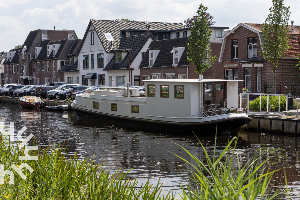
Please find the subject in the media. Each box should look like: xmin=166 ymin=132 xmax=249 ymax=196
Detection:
xmin=0 ymin=104 xmax=300 ymax=198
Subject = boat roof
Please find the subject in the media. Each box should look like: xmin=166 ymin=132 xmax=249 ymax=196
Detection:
xmin=143 ymin=79 xmax=242 ymax=83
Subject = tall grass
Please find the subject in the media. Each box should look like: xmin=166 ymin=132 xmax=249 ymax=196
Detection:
xmin=174 ymin=136 xmax=288 ymax=200
xmin=0 ymin=134 xmax=173 ymax=199
xmin=0 ymin=131 xmax=289 ymax=200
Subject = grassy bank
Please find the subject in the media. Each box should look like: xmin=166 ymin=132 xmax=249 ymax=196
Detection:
xmin=0 ymin=133 xmax=288 ymax=199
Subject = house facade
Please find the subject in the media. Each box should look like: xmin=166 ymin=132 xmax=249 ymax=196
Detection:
xmin=139 ymin=26 xmax=229 ymax=83
xmin=71 ymin=19 xmax=187 ymax=87
xmin=2 ymin=29 xmax=78 ymax=85
xmin=219 ymin=23 xmax=300 ymax=94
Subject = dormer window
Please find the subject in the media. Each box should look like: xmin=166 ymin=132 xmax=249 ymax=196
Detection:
xmin=42 ymin=34 xmax=47 ymax=40
xmin=174 ymin=50 xmax=178 ymax=65
xmin=114 ymin=52 xmax=122 ymax=62
xmin=248 ymin=37 xmax=257 ymax=58
xmin=149 ymin=51 xmax=154 ymax=67
xmin=215 ymin=30 xmax=222 ymax=38
xmin=53 ymin=45 xmax=56 ymax=56
xmin=68 ymin=34 xmax=73 ymax=39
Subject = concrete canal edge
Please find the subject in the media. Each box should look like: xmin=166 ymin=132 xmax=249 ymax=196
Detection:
xmin=0 ymin=96 xmax=71 ymax=108
xmin=245 ymin=115 xmax=300 ymax=136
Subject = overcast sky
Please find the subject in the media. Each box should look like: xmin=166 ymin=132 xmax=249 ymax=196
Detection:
xmin=0 ymin=0 xmax=299 ymax=52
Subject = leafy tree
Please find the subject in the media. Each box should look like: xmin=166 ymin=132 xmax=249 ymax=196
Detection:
xmin=186 ymin=4 xmax=216 ymax=74
xmin=262 ymin=0 xmax=290 ymax=93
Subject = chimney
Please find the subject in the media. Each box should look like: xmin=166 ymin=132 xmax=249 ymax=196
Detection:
xmin=291 ymin=20 xmax=294 ymax=32
xmin=54 ymin=26 xmax=55 ymax=30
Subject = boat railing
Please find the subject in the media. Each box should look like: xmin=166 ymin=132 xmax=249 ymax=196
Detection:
xmin=240 ymin=93 xmax=288 ymax=114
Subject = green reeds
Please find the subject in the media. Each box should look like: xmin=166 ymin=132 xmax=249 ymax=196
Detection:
xmin=174 ymin=136 xmax=288 ymax=200
xmin=0 ymin=134 xmax=173 ymax=199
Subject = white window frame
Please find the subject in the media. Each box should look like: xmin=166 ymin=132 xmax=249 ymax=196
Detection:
xmin=244 ymin=67 xmax=251 ymax=92
xmin=215 ymin=30 xmax=222 ymax=38
xmin=151 ymin=73 xmax=161 ymax=79
xmin=166 ymin=73 xmax=175 ymax=79
xmin=225 ymin=69 xmax=238 ymax=80
xmin=248 ymin=37 xmax=257 ymax=58
xmin=232 ymin=40 xmax=238 ymax=60
xmin=178 ymin=74 xmax=186 ymax=79
xmin=149 ymin=51 xmax=154 ymax=67
xmin=47 ymin=61 xmax=50 ymax=72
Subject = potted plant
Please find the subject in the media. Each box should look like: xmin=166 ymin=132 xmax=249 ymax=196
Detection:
xmin=242 ymin=87 xmax=248 ymax=93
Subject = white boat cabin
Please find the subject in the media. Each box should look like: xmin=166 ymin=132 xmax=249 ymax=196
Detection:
xmin=143 ymin=79 xmax=239 ymax=118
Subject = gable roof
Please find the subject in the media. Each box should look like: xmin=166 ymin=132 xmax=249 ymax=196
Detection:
xmin=80 ymin=19 xmax=185 ymax=53
xmin=246 ymin=23 xmax=300 ymax=57
xmin=104 ymin=34 xmax=153 ymax=70
xmin=139 ymin=37 xmax=188 ymax=68
xmin=10 ymin=48 xmax=22 ymax=64
xmin=67 ymin=39 xmax=82 ymax=56
xmin=22 ymin=30 xmax=39 ymax=52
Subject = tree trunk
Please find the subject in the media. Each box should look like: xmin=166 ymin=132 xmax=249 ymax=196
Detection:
xmin=273 ymin=68 xmax=276 ymax=94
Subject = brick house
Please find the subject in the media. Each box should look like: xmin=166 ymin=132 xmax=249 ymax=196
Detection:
xmin=2 ymin=29 xmax=78 ymax=85
xmin=139 ymin=26 xmax=229 ymax=84
xmin=219 ymin=23 xmax=300 ymax=94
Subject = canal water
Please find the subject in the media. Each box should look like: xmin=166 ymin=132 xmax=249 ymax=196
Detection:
xmin=1 ymin=103 xmax=300 ymax=198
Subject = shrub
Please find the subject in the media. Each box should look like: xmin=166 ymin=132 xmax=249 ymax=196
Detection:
xmin=249 ymin=95 xmax=288 ymax=111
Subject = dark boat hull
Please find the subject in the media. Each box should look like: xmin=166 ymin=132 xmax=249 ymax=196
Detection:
xmin=19 ymin=100 xmax=41 ymax=108
xmin=73 ymin=108 xmax=250 ymax=135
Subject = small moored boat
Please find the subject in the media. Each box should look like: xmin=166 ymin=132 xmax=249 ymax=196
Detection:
xmin=19 ymin=96 xmax=45 ymax=108
xmin=45 ymin=105 xmax=68 ymax=111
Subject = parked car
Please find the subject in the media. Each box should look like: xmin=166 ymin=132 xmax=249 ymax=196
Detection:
xmin=130 ymin=86 xmax=145 ymax=96
xmin=48 ymin=82 xmax=67 ymax=88
xmin=8 ymin=85 xmax=25 ymax=96
xmin=23 ymin=85 xmax=37 ymax=96
xmin=13 ymin=85 xmax=30 ymax=97
xmin=34 ymin=86 xmax=55 ymax=98
xmin=138 ymin=87 xmax=145 ymax=96
xmin=47 ymin=84 xmax=79 ymax=99
xmin=0 ymin=84 xmax=17 ymax=96
xmin=64 ymin=86 xmax=89 ymax=99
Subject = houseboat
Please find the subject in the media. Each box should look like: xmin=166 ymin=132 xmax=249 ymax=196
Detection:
xmin=72 ymin=77 xmax=249 ymax=133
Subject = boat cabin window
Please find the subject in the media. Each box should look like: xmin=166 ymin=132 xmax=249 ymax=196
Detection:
xmin=111 ymin=103 xmax=117 ymax=111
xmin=174 ymin=85 xmax=184 ymax=99
xmin=160 ymin=85 xmax=169 ymax=98
xmin=93 ymin=101 xmax=99 ymax=109
xmin=131 ymin=105 xmax=139 ymax=113
xmin=147 ymin=84 xmax=155 ymax=97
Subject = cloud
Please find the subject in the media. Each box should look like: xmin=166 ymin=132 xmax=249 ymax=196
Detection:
xmin=0 ymin=16 xmax=28 ymax=51
xmin=0 ymin=0 xmax=31 ymax=9
xmin=1 ymin=0 xmax=300 ymax=52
